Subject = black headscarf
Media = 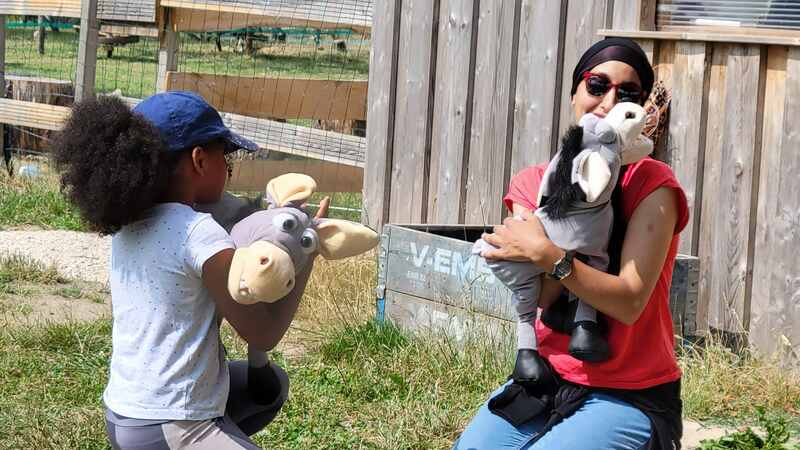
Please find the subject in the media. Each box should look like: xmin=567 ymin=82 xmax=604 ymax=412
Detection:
xmin=570 ymin=37 xmax=654 ymax=98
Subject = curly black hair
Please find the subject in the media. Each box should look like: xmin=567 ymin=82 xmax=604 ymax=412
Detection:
xmin=51 ymin=96 xmax=180 ymax=235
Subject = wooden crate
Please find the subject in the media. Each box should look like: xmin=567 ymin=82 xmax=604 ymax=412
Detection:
xmin=376 ymin=224 xmax=700 ymax=343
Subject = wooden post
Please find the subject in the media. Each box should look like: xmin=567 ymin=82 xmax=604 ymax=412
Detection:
xmin=363 ymin=0 xmax=402 ymax=230
xmin=37 ymin=16 xmax=46 ymax=55
xmin=157 ymin=8 xmax=178 ymax=93
xmin=75 ymin=0 xmax=99 ymax=102
xmin=1 ymin=15 xmax=5 ymax=174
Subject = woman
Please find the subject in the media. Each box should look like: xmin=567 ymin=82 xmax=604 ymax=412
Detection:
xmin=453 ymin=38 xmax=689 ymax=450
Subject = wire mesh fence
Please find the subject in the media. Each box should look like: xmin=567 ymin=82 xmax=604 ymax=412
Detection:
xmin=1 ymin=0 xmax=373 ymax=221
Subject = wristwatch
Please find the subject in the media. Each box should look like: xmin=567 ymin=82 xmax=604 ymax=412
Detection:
xmin=549 ymin=251 xmax=574 ymax=281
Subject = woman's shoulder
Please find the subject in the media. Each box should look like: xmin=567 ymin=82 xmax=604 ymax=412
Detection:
xmin=504 ymin=163 xmax=549 ymax=211
xmin=621 ymin=157 xmax=689 ymax=232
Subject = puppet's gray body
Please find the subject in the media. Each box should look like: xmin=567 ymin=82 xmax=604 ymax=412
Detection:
xmin=473 ymin=115 xmax=623 ymax=352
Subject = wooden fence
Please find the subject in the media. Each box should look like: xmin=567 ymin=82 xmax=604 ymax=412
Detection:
xmin=363 ymin=0 xmax=800 ymax=363
xmin=0 ymin=0 xmax=371 ymax=192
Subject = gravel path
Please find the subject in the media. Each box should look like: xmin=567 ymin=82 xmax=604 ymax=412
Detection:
xmin=0 ymin=230 xmax=111 ymax=284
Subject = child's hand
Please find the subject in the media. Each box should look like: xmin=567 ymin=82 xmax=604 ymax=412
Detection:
xmin=315 ymin=196 xmax=331 ymax=219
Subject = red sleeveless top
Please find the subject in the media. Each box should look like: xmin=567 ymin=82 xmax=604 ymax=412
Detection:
xmin=503 ymin=157 xmax=689 ymax=389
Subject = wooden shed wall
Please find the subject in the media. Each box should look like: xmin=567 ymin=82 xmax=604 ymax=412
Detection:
xmin=363 ymin=0 xmax=800 ymax=363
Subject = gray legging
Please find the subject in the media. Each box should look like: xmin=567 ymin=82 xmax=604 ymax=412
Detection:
xmin=105 ymin=361 xmax=289 ymax=450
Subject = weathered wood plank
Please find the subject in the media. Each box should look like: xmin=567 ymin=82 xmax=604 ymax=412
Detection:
xmin=426 ymin=0 xmax=475 ymax=225
xmin=558 ymin=0 xmax=610 ymax=137
xmin=164 ymin=0 xmax=371 ymax=33
xmin=696 ymin=43 xmax=728 ymax=335
xmin=156 ymin=11 xmax=178 ymax=93
xmin=0 ymin=16 xmax=5 ymax=161
xmin=223 ymin=114 xmax=364 ymax=167
xmin=389 ymin=0 xmax=436 ymax=224
xmin=381 ymin=225 xmax=701 ymax=338
xmin=464 ymin=0 xmax=518 ymax=225
xmin=707 ymin=44 xmax=762 ymax=334
xmin=227 ymin=159 xmax=362 ymax=193
xmin=599 ymin=29 xmax=800 ymax=48
xmin=662 ymin=41 xmax=708 ymax=255
xmin=0 ymin=0 xmax=81 ymax=18
xmin=0 ymin=98 xmax=70 ymax=130
xmin=385 ymin=290 xmax=515 ymax=346
xmin=166 ymin=72 xmax=368 ymax=121
xmin=510 ymin=0 xmax=564 ymax=182
xmin=383 ymin=225 xmax=516 ymax=321
xmin=75 ymin=0 xmax=99 ymax=102
xmin=363 ymin=0 xmax=400 ymax=229
xmin=750 ymin=45 xmax=788 ymax=359
xmin=768 ymin=46 xmax=800 ymax=364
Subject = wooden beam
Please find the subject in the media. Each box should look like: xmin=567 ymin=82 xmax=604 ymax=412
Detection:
xmin=662 ymin=41 xmax=709 ymax=256
xmin=157 ymin=9 xmax=178 ymax=92
xmin=166 ymin=72 xmax=368 ymax=121
xmin=75 ymin=0 xmax=99 ymax=102
xmin=750 ymin=46 xmax=789 ymax=360
xmin=0 ymin=0 xmax=82 ymax=18
xmin=114 ymin=95 xmax=366 ymax=168
xmin=0 ymin=98 xmax=70 ymax=130
xmin=388 ymin=0 xmax=437 ymax=224
xmin=599 ymin=28 xmax=800 ymax=47
xmin=100 ymin=23 xmax=159 ymax=38
xmin=363 ymin=0 xmax=401 ymax=230
xmin=559 ymin=0 xmax=611 ymax=136
xmin=227 ymin=159 xmax=362 ymax=193
xmin=463 ymin=0 xmax=518 ymax=225
xmin=510 ymin=0 xmax=565 ymax=188
xmin=426 ymin=0 xmax=475 ymax=224
xmin=707 ymin=44 xmax=763 ymax=334
xmin=1 ymin=16 xmax=5 ymax=166
xmin=165 ymin=0 xmax=371 ymax=33
xmin=220 ymin=112 xmax=365 ymax=167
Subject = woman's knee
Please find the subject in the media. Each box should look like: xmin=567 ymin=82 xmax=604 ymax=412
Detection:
xmin=531 ymin=393 xmax=651 ymax=450
xmin=453 ymin=381 xmax=545 ymax=450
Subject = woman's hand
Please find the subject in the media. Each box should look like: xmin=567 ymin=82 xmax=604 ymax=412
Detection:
xmin=479 ymin=212 xmax=564 ymax=270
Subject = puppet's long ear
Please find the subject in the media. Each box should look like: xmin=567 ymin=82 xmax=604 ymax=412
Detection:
xmin=315 ymin=219 xmax=379 ymax=260
xmin=574 ymin=150 xmax=612 ymax=203
xmin=266 ymin=173 xmax=317 ymax=208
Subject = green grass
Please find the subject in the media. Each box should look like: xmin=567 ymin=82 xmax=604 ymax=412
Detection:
xmin=0 ymin=170 xmax=87 ymax=231
xmin=4 ymin=27 xmax=370 ymax=99
xmin=0 ymin=253 xmax=68 ymax=287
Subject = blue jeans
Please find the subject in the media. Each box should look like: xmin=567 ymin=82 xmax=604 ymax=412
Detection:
xmin=453 ymin=381 xmax=652 ymax=450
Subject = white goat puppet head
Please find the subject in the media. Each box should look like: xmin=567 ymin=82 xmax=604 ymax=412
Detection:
xmin=227 ymin=173 xmax=379 ymax=305
xmin=538 ymin=102 xmax=654 ymax=209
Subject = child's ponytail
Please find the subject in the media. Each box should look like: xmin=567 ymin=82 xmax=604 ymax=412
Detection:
xmin=51 ymin=96 xmax=174 ymax=235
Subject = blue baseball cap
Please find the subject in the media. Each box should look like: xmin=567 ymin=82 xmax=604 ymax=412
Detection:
xmin=132 ymin=91 xmax=259 ymax=153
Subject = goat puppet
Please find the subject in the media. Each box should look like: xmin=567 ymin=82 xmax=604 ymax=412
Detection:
xmin=199 ymin=173 xmax=378 ymax=405
xmin=473 ymin=102 xmax=653 ymax=386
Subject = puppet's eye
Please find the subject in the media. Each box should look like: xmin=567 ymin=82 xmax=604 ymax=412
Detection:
xmin=300 ymin=229 xmax=318 ymax=254
xmin=272 ymin=213 xmax=297 ymax=232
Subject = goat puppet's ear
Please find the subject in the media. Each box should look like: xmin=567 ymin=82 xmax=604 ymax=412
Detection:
xmin=574 ymin=150 xmax=612 ymax=203
xmin=315 ymin=219 xmax=379 ymax=260
xmin=266 ymin=173 xmax=317 ymax=208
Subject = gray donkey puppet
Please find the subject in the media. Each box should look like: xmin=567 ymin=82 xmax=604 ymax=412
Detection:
xmin=473 ymin=102 xmax=653 ymax=386
xmin=199 ymin=173 xmax=378 ymax=406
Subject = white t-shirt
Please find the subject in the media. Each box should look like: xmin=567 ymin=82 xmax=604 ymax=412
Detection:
xmin=103 ymin=203 xmax=235 ymax=420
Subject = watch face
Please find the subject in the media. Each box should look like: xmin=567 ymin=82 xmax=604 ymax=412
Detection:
xmin=553 ymin=255 xmax=572 ymax=279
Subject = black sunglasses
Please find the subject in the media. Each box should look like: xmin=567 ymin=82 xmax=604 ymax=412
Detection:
xmin=582 ymin=71 xmax=644 ymax=104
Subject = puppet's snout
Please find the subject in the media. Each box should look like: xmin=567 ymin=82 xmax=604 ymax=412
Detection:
xmin=228 ymin=241 xmax=296 ymax=304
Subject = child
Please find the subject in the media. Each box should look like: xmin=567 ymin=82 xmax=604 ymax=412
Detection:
xmin=52 ymin=92 xmax=321 ymax=449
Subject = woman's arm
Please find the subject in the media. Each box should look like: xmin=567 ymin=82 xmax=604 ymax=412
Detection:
xmin=484 ymin=187 xmax=678 ymax=325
